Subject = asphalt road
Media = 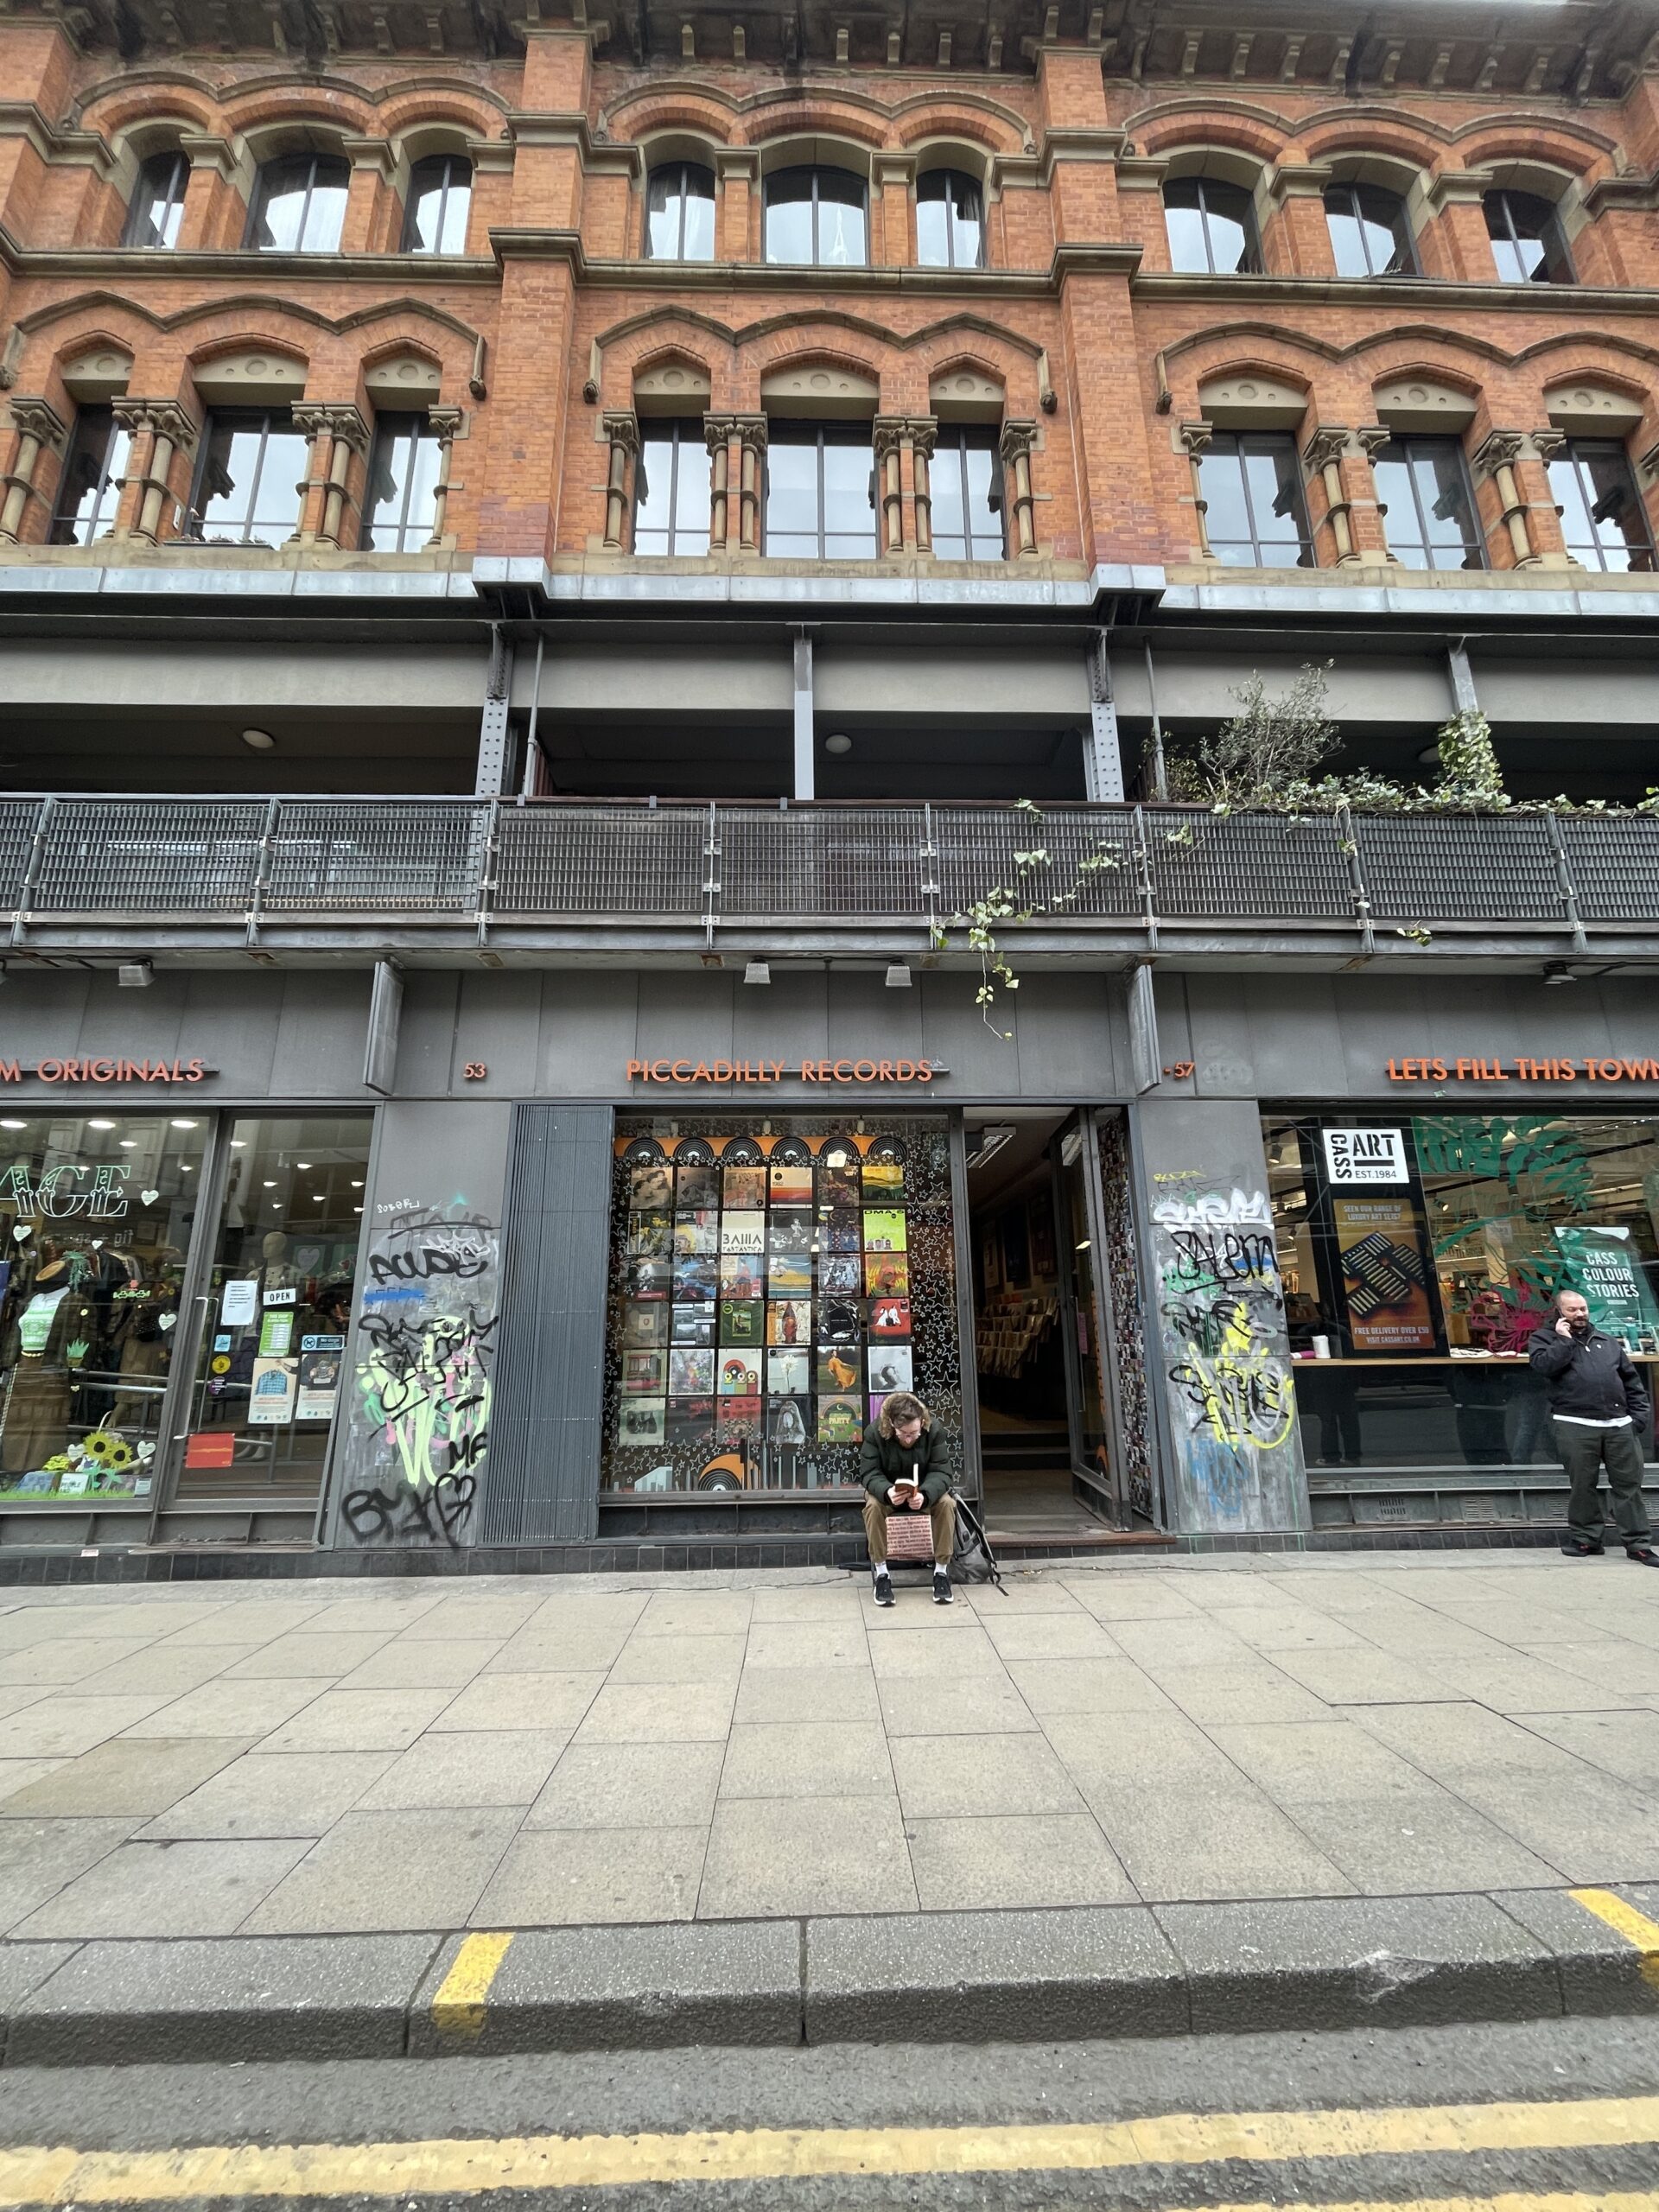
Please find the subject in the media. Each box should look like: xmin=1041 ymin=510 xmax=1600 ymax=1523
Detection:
xmin=3 ymin=2011 xmax=1659 ymax=2209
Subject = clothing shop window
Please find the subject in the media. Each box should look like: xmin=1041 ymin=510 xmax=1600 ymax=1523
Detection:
xmin=916 ymin=169 xmax=985 ymax=269
xmin=1162 ymin=175 xmax=1262 ymax=275
xmin=764 ymin=422 xmax=876 ymax=558
xmin=362 ymin=416 xmax=443 ymax=550
xmin=1266 ymin=1110 xmax=1659 ymax=1478
xmin=602 ymin=1115 xmax=960 ymax=1496
xmin=1484 ymin=188 xmax=1573 ymax=285
xmin=645 ymin=161 xmax=716 ymax=261
xmin=188 ymin=410 xmax=308 ymax=547
xmin=172 ymin=1114 xmax=372 ymax=1506
xmin=1198 ymin=431 xmax=1314 ymax=567
xmin=48 ymin=406 xmax=131 ymax=546
xmin=245 ymin=150 xmax=350 ymax=253
xmin=124 ymin=149 xmax=188 ymax=249
xmin=930 ymin=426 xmax=1003 ymax=559
xmin=1548 ymin=440 xmax=1656 ymax=573
xmin=0 ymin=1113 xmax=207 ymax=1504
xmin=764 ymin=166 xmax=868 ymax=267
xmin=1370 ymin=436 xmax=1485 ymax=570
xmin=634 ymin=420 xmax=710 ymax=556
xmin=402 ymin=153 xmax=472 ymax=254
xmin=1323 ymin=181 xmax=1416 ymax=277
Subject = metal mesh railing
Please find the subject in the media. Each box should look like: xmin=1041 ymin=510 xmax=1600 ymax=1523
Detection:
xmin=1556 ymin=817 xmax=1659 ymax=924
xmin=30 ymin=800 xmax=268 ymax=913
xmin=931 ymin=805 xmax=1141 ymax=919
xmin=1352 ymin=814 xmax=1566 ymax=923
xmin=0 ymin=799 xmax=43 ymax=911
xmin=1141 ymin=807 xmax=1354 ymax=920
xmin=720 ymin=807 xmax=928 ymax=921
xmin=261 ymin=802 xmax=489 ymax=912
xmin=495 ymin=805 xmax=705 ymax=918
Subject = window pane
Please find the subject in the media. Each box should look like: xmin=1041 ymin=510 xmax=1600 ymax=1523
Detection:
xmin=1487 ymin=190 xmax=1569 ymax=284
xmin=1370 ymin=452 xmax=1425 ymax=565
xmin=1325 ymin=189 xmax=1371 ymax=278
xmin=1243 ymin=439 xmax=1308 ymax=559
xmin=931 ymin=445 xmax=967 ymax=555
xmin=1163 ymin=179 xmax=1210 ymax=271
xmin=949 ymin=176 xmax=983 ymax=268
xmin=406 ymin=156 xmax=470 ymax=253
xmin=195 ymin=415 xmax=306 ymax=547
xmin=765 ymin=170 xmax=814 ymax=264
xmin=1413 ymin=444 xmax=1479 ymax=563
xmin=126 ymin=152 xmax=186 ymax=249
xmin=1554 ymin=444 xmax=1655 ymax=573
xmin=1204 ymin=181 xmax=1256 ymax=274
xmin=1357 ymin=184 xmax=1414 ymax=274
xmin=301 ymin=162 xmax=348 ymax=252
xmin=251 ymin=156 xmax=312 ymax=251
xmin=916 ymin=188 xmax=951 ymax=268
xmin=821 ymin=435 xmax=874 ymax=549
xmin=681 ymin=170 xmax=715 ymax=261
xmin=962 ymin=437 xmax=1001 ymax=555
xmin=766 ymin=437 xmax=819 ymax=543
xmin=815 ymin=173 xmax=867 ymax=267
xmin=49 ymin=410 xmax=130 ymax=546
xmin=1198 ymin=443 xmax=1252 ymax=550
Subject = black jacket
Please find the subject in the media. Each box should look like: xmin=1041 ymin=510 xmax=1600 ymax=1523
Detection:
xmin=858 ymin=1420 xmax=952 ymax=1506
xmin=1528 ymin=1321 xmax=1652 ymax=1427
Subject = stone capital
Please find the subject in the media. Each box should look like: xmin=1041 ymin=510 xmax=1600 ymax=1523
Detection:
xmin=601 ymin=407 xmax=640 ymax=455
xmin=906 ymin=414 xmax=939 ymax=459
xmin=1177 ymin=418 xmax=1214 ymax=460
xmin=5 ymin=397 xmax=68 ymax=451
xmin=1529 ymin=426 xmax=1567 ymax=464
xmin=732 ymin=413 xmax=768 ymax=454
xmin=293 ymin=402 xmax=371 ymax=456
xmin=1302 ymin=426 xmax=1351 ymax=474
xmin=872 ymin=151 xmax=918 ymax=189
xmin=1472 ymin=429 xmax=1529 ymax=478
xmin=340 ymin=136 xmax=397 ymax=179
xmin=714 ymin=147 xmax=760 ymax=184
xmin=873 ymin=416 xmax=908 ymax=463
xmin=1425 ymin=166 xmax=1496 ymax=212
xmin=176 ymin=133 xmax=238 ymax=178
xmin=703 ymin=412 xmax=736 ymax=453
xmin=1355 ymin=424 xmax=1393 ymax=460
xmin=999 ymin=417 xmax=1038 ymax=465
xmin=1266 ymin=161 xmax=1334 ymax=205
xmin=111 ymin=397 xmax=199 ymax=456
xmin=427 ymin=404 xmax=464 ymax=443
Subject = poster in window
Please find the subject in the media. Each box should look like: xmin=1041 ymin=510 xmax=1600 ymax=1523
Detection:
xmin=817 ymin=1392 xmax=862 ymax=1445
xmin=820 ymin=1296 xmax=861 ymax=1344
xmin=676 ymin=1161 xmax=719 ymax=1210
xmin=622 ymin=1302 xmax=668 ymax=1349
xmin=221 ymin=1277 xmax=259 ymax=1330
xmin=718 ymin=1351 xmax=761 ymax=1396
xmin=823 ymin=1210 xmax=861 ymax=1252
xmin=622 ymin=1349 xmax=666 ymax=1395
xmin=768 ymin=1160 xmax=811 ymax=1206
xmin=629 ymin=1161 xmax=672 ymax=1211
xmin=617 ymin=1397 xmax=666 ymax=1446
xmin=719 ymin=1299 xmax=763 ymax=1346
xmin=769 ymin=1253 xmax=812 ymax=1297
xmin=766 ymin=1300 xmax=809 ymax=1345
xmin=1332 ymin=1195 xmax=1437 ymax=1351
xmin=767 ymin=1347 xmax=810 ymax=1395
xmin=1323 ymin=1127 xmax=1410 ymax=1185
xmin=248 ymin=1356 xmax=297 ymax=1425
xmin=862 ymin=1209 xmax=908 ymax=1253
xmin=626 ymin=1212 xmax=672 ymax=1258
xmin=1554 ymin=1224 xmax=1659 ymax=1341
xmin=673 ymin=1255 xmax=719 ymax=1304
xmin=862 ymin=1156 xmax=904 ymax=1198
xmin=296 ymin=1347 xmax=340 ymax=1422
xmin=718 ymin=1396 xmax=762 ymax=1446
xmin=720 ymin=1253 xmax=764 ymax=1299
xmin=818 ymin=1253 xmax=861 ymax=1294
xmin=668 ymin=1346 xmax=715 ymax=1396
xmin=672 ymin=1211 xmax=719 ymax=1255
xmin=666 ymin=1395 xmax=714 ymax=1441
xmin=868 ymin=1344 xmax=913 ymax=1394
xmin=768 ymin=1211 xmax=813 ymax=1255
xmin=816 ymin=1345 xmax=861 ymax=1394
xmin=257 ymin=1309 xmax=294 ymax=1357
xmin=767 ymin=1395 xmax=810 ymax=1451
xmin=869 ymin=1295 xmax=912 ymax=1338
xmin=722 ymin=1164 xmax=766 ymax=1211
xmin=628 ymin=1256 xmax=671 ymax=1301
xmin=866 ymin=1253 xmax=910 ymax=1297
xmin=671 ymin=1301 xmax=716 ymax=1346
xmin=818 ymin=1158 xmax=861 ymax=1207
xmin=720 ymin=1211 xmax=765 ymax=1255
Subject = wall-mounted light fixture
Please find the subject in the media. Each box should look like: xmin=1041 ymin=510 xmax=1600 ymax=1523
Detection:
xmin=744 ymin=958 xmax=771 ymax=985
xmin=117 ymin=960 xmax=153 ymax=988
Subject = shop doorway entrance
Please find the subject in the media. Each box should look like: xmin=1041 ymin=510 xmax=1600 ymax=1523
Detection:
xmin=965 ymin=1109 xmax=1125 ymax=1535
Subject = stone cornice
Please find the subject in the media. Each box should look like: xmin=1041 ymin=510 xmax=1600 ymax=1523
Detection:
xmin=490 ymin=229 xmax=1143 ymax=289
xmin=506 ymin=112 xmax=644 ymax=181
xmin=1039 ymin=128 xmax=1129 ymax=188
xmin=1130 ymin=269 xmax=1659 ymax=316
xmin=1266 ymin=162 xmax=1335 ymax=206
xmin=1583 ymin=173 xmax=1659 ymax=216
xmin=0 ymin=102 xmax=115 ymax=181
xmin=0 ymin=232 xmax=499 ymax=283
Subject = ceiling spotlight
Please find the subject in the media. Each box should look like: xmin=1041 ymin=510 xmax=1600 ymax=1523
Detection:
xmin=241 ymin=728 xmax=276 ymax=751
xmin=744 ymin=958 xmax=771 ymax=985
xmin=1542 ymin=961 xmax=1578 ymax=987
xmin=87 ymin=1119 xmax=116 ymax=1131
xmin=118 ymin=959 xmax=153 ymax=988
xmin=885 ymin=962 xmax=912 ymax=988
xmin=823 ymin=733 xmax=853 ymax=756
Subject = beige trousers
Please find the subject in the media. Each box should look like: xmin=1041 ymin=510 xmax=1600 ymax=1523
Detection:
xmin=863 ymin=1491 xmax=956 ymax=1565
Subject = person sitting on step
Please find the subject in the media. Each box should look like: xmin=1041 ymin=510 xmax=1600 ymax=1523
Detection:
xmin=858 ymin=1391 xmax=955 ymax=1608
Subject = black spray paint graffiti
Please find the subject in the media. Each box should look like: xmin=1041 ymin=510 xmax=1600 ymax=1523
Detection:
xmin=342 ymin=1205 xmax=500 ymax=1546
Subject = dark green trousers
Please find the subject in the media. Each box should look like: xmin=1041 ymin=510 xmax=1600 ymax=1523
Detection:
xmin=1553 ymin=1418 xmax=1651 ymax=1545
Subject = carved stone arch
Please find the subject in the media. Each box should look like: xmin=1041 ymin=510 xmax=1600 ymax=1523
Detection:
xmin=187 ymin=331 xmax=311 ymax=409
xmin=1332 ymin=323 xmax=1511 ymax=371
xmin=594 ymin=305 xmax=741 ymax=355
xmin=220 ymin=67 xmax=392 ymax=110
xmin=79 ymin=83 xmax=219 ymax=141
xmin=736 ymin=92 xmax=893 ymax=149
xmin=331 ymin=296 xmax=485 ymax=347
xmin=54 ymin=332 xmax=136 ymax=403
xmin=735 ymin=306 xmax=901 ymax=353
xmin=1516 ymin=334 xmax=1659 ymax=379
xmin=1124 ymin=97 xmax=1293 ymax=162
xmin=76 ymin=66 xmax=221 ymax=122
xmin=604 ymin=85 xmax=741 ymax=144
xmin=222 ymin=93 xmax=377 ymax=156
xmin=1294 ymin=103 xmax=1455 ymax=150
xmin=631 ymin=352 xmax=715 ymax=418
xmin=15 ymin=289 xmax=170 ymax=340
xmin=891 ymin=92 xmax=1029 ymax=153
xmin=1197 ymin=363 xmax=1312 ymax=429
xmin=906 ymin=313 xmax=1045 ymax=362
xmin=378 ymin=94 xmax=504 ymax=150
xmin=1446 ymin=111 xmax=1619 ymax=163
xmin=372 ymin=76 xmax=513 ymax=124
xmin=159 ymin=292 xmax=341 ymax=336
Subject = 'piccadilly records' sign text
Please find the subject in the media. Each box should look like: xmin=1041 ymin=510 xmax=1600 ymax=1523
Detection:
xmin=1386 ymin=1056 xmax=1659 ymax=1084
xmin=628 ymin=1057 xmax=938 ymax=1086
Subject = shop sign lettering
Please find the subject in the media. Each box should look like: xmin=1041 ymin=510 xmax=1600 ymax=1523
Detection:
xmin=1322 ymin=1128 xmax=1409 ymax=1185
xmin=1387 ymin=1057 xmax=1659 ymax=1084
xmin=0 ymin=1058 xmax=210 ymax=1085
xmin=0 ymin=1161 xmax=130 ymax=1219
xmin=627 ymin=1058 xmax=938 ymax=1086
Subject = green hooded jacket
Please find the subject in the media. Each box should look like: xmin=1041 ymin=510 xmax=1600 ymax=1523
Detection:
xmin=858 ymin=1417 xmax=952 ymax=1506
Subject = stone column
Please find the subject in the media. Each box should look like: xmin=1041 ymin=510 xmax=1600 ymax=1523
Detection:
xmin=734 ymin=415 xmax=767 ymax=554
xmin=715 ymin=149 xmax=760 ymax=261
xmin=1349 ymin=425 xmax=1396 ymax=562
xmin=291 ymin=403 xmax=371 ymax=548
xmin=111 ymin=397 xmax=198 ymax=543
xmin=1177 ymin=420 xmax=1214 ymax=560
xmin=909 ymin=416 xmax=938 ymax=555
xmin=1472 ymin=429 xmax=1538 ymax=569
xmin=0 ymin=398 xmax=68 ymax=543
xmin=874 ymin=416 xmax=906 ymax=555
xmin=341 ymin=138 xmax=396 ymax=255
xmin=1265 ymin=162 xmax=1337 ymax=276
xmin=999 ymin=418 xmax=1039 ymax=557
xmin=424 ymin=405 xmax=463 ymax=548
xmin=871 ymin=150 xmax=916 ymax=266
xmin=600 ymin=409 xmax=639 ymax=549
xmin=1422 ymin=168 xmax=1497 ymax=282
xmin=175 ymin=134 xmax=238 ymax=251
xmin=703 ymin=414 xmax=734 ymax=552
xmin=1523 ymin=427 xmax=1572 ymax=565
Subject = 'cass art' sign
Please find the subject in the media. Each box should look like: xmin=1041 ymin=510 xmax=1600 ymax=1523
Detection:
xmin=1322 ymin=1128 xmax=1409 ymax=1185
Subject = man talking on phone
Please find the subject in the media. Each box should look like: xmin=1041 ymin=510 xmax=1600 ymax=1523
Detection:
xmin=1529 ymin=1288 xmax=1657 ymax=1565
xmin=858 ymin=1391 xmax=956 ymax=1607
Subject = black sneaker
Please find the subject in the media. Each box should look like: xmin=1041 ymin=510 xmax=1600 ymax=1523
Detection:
xmin=1561 ymin=1537 xmax=1605 ymax=1557
xmin=932 ymin=1565 xmax=953 ymax=1605
xmin=1626 ymin=1544 xmax=1659 ymax=1568
xmin=873 ymin=1566 xmax=894 ymax=1607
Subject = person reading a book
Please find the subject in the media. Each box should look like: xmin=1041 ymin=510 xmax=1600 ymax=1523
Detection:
xmin=858 ymin=1392 xmax=954 ymax=1608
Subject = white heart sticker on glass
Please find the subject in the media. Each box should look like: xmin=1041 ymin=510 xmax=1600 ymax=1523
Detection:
xmin=141 ymin=1189 xmax=161 ymax=1205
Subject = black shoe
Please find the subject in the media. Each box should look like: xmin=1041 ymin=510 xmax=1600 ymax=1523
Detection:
xmin=932 ymin=1566 xmax=953 ymax=1605
xmin=873 ymin=1566 xmax=894 ymax=1607
xmin=1560 ymin=1537 xmax=1605 ymax=1557
xmin=1625 ymin=1544 xmax=1659 ymax=1568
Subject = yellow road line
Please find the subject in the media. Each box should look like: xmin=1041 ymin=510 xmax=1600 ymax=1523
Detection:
xmin=1571 ymin=1888 xmax=1659 ymax=1988
xmin=0 ymin=2095 xmax=1656 ymax=2202
xmin=427 ymin=1931 xmax=514 ymax=2044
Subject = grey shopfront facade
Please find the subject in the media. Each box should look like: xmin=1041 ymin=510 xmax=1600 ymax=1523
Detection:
xmin=0 ymin=955 xmax=1655 ymax=1566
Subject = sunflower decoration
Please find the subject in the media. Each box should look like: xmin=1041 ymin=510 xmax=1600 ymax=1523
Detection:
xmin=79 ymin=1431 xmax=119 ymax=1465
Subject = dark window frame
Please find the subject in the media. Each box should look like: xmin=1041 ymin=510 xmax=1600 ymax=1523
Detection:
xmin=762 ymin=419 xmax=877 ymax=560
xmin=1197 ymin=429 xmax=1315 ymax=568
xmin=916 ymin=168 xmax=986 ymax=270
xmin=643 ymin=159 xmax=717 ymax=261
xmin=930 ymin=424 xmax=1005 ymax=560
xmin=1548 ymin=437 xmax=1656 ymax=573
xmin=401 ymin=152 xmax=472 ymax=254
xmin=1162 ymin=174 xmax=1264 ymax=275
xmin=186 ymin=406 xmax=308 ymax=547
xmin=1484 ymin=187 xmax=1574 ymax=284
xmin=245 ymin=149 xmax=351 ymax=253
xmin=48 ymin=406 xmax=131 ymax=545
xmin=123 ymin=148 xmax=189 ymax=249
xmin=1372 ymin=435 xmax=1488 ymax=572
xmin=362 ymin=413 xmax=443 ymax=552
xmin=632 ymin=418 xmax=710 ymax=557
xmin=1322 ymin=179 xmax=1417 ymax=277
xmin=763 ymin=164 xmax=869 ymax=268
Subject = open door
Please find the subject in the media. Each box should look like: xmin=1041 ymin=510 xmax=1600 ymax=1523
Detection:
xmin=1053 ymin=1113 xmax=1128 ymax=1526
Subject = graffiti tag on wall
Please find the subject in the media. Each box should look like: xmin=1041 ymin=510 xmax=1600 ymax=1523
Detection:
xmin=1153 ymin=1185 xmax=1300 ymax=1532
xmin=340 ymin=1205 xmax=499 ymax=1547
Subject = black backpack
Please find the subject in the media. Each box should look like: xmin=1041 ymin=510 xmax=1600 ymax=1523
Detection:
xmin=950 ymin=1488 xmax=1007 ymax=1593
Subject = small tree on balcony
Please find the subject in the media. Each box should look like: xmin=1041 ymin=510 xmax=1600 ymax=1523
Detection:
xmin=1167 ymin=661 xmax=1339 ymax=807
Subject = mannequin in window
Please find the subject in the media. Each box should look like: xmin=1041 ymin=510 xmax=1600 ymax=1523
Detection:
xmin=1 ymin=1239 xmax=100 ymax=1472
xmin=258 ymin=1230 xmax=302 ymax=1297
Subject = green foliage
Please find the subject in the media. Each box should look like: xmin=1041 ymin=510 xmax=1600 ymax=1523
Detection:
xmin=1168 ymin=662 xmax=1339 ymax=806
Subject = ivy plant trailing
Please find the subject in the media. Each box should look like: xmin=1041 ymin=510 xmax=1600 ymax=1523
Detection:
xmin=933 ymin=666 xmax=1659 ymax=1033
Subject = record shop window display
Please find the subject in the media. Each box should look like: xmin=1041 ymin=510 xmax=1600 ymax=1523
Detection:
xmin=0 ymin=1113 xmax=207 ymax=1503
xmin=604 ymin=1116 xmax=963 ymax=1493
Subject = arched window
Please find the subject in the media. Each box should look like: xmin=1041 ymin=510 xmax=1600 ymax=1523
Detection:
xmin=645 ymin=161 xmax=715 ymax=260
xmin=1371 ymin=439 xmax=1485 ymax=569
xmin=1324 ymin=181 xmax=1415 ymax=276
xmin=765 ymin=167 xmax=868 ymax=267
xmin=403 ymin=153 xmax=472 ymax=254
xmin=917 ymin=169 xmax=984 ymax=269
xmin=1162 ymin=175 xmax=1262 ymax=274
xmin=1484 ymin=188 xmax=1573 ymax=283
xmin=1197 ymin=434 xmax=1313 ymax=566
xmin=245 ymin=151 xmax=350 ymax=253
xmin=124 ymin=149 xmax=189 ymax=249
